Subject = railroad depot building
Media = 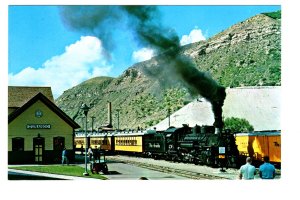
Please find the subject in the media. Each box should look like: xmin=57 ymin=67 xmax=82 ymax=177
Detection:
xmin=8 ymin=86 xmax=80 ymax=164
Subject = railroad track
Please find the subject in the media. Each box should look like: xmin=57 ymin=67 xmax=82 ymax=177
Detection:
xmin=108 ymin=156 xmax=229 ymax=180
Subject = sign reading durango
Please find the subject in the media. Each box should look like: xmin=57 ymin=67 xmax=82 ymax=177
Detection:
xmin=26 ymin=124 xmax=51 ymax=129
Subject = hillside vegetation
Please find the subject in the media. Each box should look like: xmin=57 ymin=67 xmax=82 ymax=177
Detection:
xmin=56 ymin=11 xmax=281 ymax=130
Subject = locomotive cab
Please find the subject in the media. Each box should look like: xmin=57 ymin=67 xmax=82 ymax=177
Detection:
xmin=143 ymin=129 xmax=167 ymax=159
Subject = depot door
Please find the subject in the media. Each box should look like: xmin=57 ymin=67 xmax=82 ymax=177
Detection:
xmin=53 ymin=137 xmax=65 ymax=163
xmin=33 ymin=137 xmax=45 ymax=164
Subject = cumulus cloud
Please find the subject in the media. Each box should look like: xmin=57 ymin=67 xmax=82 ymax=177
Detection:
xmin=180 ymin=27 xmax=206 ymax=46
xmin=132 ymin=47 xmax=155 ymax=63
xmin=9 ymin=36 xmax=112 ymax=98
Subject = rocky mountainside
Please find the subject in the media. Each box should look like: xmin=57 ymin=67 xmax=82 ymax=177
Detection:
xmin=56 ymin=11 xmax=281 ymax=130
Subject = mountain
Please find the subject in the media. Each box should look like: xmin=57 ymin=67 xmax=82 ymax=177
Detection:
xmin=56 ymin=10 xmax=281 ymax=130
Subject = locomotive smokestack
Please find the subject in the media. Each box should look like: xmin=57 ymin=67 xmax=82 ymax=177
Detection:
xmin=212 ymin=86 xmax=226 ymax=134
xmin=107 ymin=101 xmax=112 ymax=128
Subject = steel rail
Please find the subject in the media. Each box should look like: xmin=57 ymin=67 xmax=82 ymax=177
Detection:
xmin=108 ymin=156 xmax=229 ymax=180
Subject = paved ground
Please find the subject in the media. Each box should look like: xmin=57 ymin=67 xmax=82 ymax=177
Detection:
xmin=8 ymin=170 xmax=65 ymax=180
xmin=7 ymin=155 xmax=281 ymax=180
xmin=95 ymin=162 xmax=187 ymax=180
xmin=107 ymin=155 xmax=240 ymax=179
xmin=105 ymin=155 xmax=281 ymax=180
xmin=7 ymin=162 xmax=187 ymax=180
xmin=8 ymin=168 xmax=96 ymax=180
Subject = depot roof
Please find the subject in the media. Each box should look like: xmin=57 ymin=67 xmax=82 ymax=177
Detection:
xmin=8 ymin=87 xmax=80 ymax=129
xmin=8 ymin=86 xmax=54 ymax=108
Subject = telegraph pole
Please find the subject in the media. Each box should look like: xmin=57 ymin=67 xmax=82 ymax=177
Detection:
xmin=91 ymin=116 xmax=96 ymax=132
xmin=116 ymin=109 xmax=120 ymax=130
xmin=168 ymin=108 xmax=171 ymax=127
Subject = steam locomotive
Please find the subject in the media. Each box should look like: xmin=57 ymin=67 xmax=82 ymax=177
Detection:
xmin=74 ymin=124 xmax=240 ymax=169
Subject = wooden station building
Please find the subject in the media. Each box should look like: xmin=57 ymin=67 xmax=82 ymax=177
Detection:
xmin=8 ymin=86 xmax=80 ymax=164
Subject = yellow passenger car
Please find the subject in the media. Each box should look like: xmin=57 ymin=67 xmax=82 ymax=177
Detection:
xmin=114 ymin=132 xmax=144 ymax=152
xmin=90 ymin=136 xmax=113 ymax=151
xmin=74 ymin=137 xmax=85 ymax=149
xmin=75 ymin=132 xmax=114 ymax=152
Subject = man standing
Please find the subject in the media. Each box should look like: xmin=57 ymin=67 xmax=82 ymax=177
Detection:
xmin=259 ymin=156 xmax=276 ymax=179
xmin=62 ymin=148 xmax=69 ymax=165
xmin=80 ymin=144 xmax=83 ymax=155
xmin=239 ymin=157 xmax=256 ymax=180
xmin=94 ymin=146 xmax=99 ymax=160
xmin=88 ymin=146 xmax=93 ymax=162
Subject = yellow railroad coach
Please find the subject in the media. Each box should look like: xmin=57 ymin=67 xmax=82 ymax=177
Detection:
xmin=74 ymin=137 xmax=85 ymax=149
xmin=74 ymin=131 xmax=147 ymax=154
xmin=74 ymin=133 xmax=114 ymax=151
xmin=90 ymin=136 xmax=113 ymax=151
xmin=114 ymin=133 xmax=143 ymax=153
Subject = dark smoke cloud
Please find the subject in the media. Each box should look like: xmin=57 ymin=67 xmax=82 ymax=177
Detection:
xmin=122 ymin=6 xmax=180 ymax=53
xmin=59 ymin=5 xmax=226 ymax=129
xmin=162 ymin=52 xmax=226 ymax=128
xmin=60 ymin=6 xmax=123 ymax=59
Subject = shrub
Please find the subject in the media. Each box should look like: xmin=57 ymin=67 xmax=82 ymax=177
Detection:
xmin=224 ymin=117 xmax=254 ymax=133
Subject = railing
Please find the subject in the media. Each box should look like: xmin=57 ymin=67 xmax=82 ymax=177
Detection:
xmin=74 ymin=129 xmax=150 ymax=137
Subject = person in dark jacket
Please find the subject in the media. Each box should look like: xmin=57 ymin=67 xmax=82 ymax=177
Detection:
xmin=94 ymin=146 xmax=99 ymax=160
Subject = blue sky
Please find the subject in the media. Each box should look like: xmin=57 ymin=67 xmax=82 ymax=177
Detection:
xmin=8 ymin=5 xmax=280 ymax=98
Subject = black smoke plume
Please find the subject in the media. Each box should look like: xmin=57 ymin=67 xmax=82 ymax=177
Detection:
xmin=60 ymin=5 xmax=226 ymax=129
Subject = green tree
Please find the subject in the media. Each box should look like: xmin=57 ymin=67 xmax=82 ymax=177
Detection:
xmin=224 ymin=117 xmax=254 ymax=133
xmin=162 ymin=88 xmax=186 ymax=114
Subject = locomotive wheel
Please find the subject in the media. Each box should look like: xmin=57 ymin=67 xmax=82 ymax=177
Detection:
xmin=193 ymin=159 xmax=199 ymax=165
xmin=206 ymin=158 xmax=212 ymax=166
xmin=171 ymin=156 xmax=175 ymax=162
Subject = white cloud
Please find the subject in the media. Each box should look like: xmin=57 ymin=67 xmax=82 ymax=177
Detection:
xmin=180 ymin=27 xmax=206 ymax=46
xmin=9 ymin=36 xmax=112 ymax=98
xmin=132 ymin=47 xmax=155 ymax=63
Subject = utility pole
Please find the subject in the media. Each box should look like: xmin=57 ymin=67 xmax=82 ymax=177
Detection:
xmin=79 ymin=116 xmax=85 ymax=131
xmin=91 ymin=116 xmax=96 ymax=132
xmin=116 ymin=109 xmax=120 ymax=130
xmin=80 ymin=103 xmax=92 ymax=176
xmin=168 ymin=108 xmax=171 ymax=127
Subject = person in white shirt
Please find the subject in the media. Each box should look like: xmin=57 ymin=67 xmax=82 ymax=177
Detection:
xmin=239 ymin=157 xmax=256 ymax=180
xmin=88 ymin=147 xmax=93 ymax=161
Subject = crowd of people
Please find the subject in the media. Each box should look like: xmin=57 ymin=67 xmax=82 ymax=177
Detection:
xmin=87 ymin=146 xmax=102 ymax=161
xmin=239 ymin=156 xmax=276 ymax=180
xmin=61 ymin=145 xmax=102 ymax=165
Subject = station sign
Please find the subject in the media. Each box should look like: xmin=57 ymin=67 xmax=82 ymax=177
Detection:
xmin=219 ymin=147 xmax=226 ymax=154
xmin=26 ymin=124 xmax=51 ymax=129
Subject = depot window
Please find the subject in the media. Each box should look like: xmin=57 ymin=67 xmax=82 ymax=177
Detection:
xmin=12 ymin=137 xmax=24 ymax=151
xmin=53 ymin=137 xmax=65 ymax=151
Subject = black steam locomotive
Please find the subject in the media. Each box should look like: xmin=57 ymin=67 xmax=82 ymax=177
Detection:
xmin=75 ymin=124 xmax=240 ymax=169
xmin=143 ymin=124 xmax=239 ymax=168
